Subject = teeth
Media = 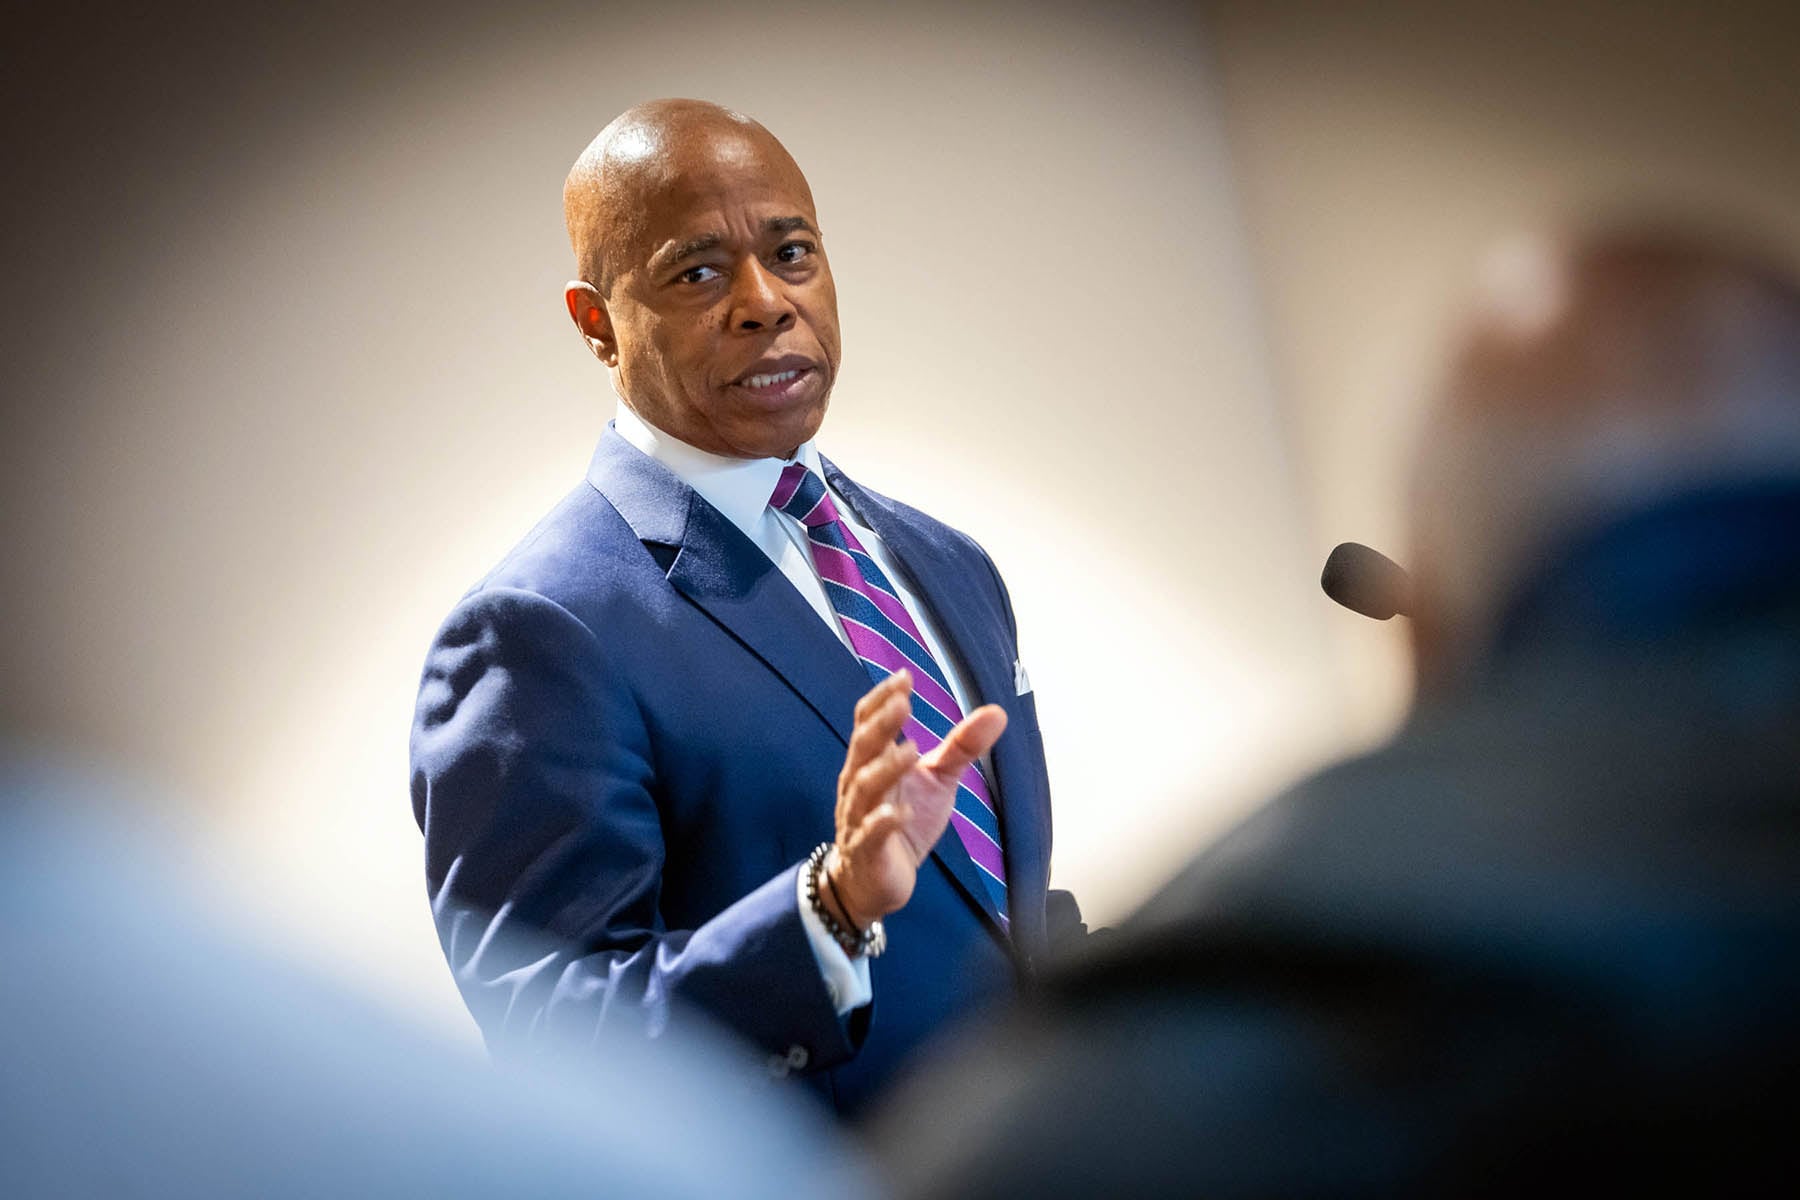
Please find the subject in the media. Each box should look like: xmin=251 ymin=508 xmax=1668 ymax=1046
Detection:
xmin=744 ymin=369 xmax=801 ymax=388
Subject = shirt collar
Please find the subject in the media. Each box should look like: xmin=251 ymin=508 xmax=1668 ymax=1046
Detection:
xmin=613 ymin=402 xmax=826 ymax=536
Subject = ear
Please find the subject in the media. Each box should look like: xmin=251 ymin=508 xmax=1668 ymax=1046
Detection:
xmin=565 ymin=281 xmax=617 ymax=366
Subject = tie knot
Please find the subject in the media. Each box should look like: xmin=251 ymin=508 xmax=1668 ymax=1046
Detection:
xmin=770 ymin=462 xmax=839 ymax=528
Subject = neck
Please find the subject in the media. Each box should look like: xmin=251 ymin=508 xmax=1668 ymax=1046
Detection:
xmin=616 ymin=402 xmax=805 ymax=465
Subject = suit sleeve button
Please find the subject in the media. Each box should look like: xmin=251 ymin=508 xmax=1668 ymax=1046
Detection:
xmin=786 ymin=1044 xmax=810 ymax=1070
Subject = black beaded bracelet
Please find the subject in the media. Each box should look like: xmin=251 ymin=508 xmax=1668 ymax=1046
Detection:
xmin=804 ymin=842 xmax=886 ymax=959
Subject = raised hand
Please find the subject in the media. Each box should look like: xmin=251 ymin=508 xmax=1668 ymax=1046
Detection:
xmin=824 ymin=670 xmax=1007 ymax=932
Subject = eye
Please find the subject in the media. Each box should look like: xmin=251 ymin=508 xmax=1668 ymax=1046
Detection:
xmin=676 ymin=264 xmax=722 ymax=285
xmin=775 ymin=240 xmax=814 ymax=264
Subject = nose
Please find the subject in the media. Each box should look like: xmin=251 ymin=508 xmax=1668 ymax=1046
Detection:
xmin=730 ymin=258 xmax=796 ymax=333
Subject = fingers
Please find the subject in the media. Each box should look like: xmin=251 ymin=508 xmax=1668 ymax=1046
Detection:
xmin=848 ymin=673 xmax=912 ymax=758
xmin=832 ymin=672 xmax=927 ymax=923
xmin=845 ymin=740 xmax=919 ymax=826
xmin=920 ymin=704 xmax=1008 ymax=784
xmin=839 ymin=672 xmax=913 ymax=796
xmin=853 ymin=669 xmax=911 ymax=724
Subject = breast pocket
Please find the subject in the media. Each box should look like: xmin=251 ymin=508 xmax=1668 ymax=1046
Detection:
xmin=1006 ymin=686 xmax=1040 ymax=735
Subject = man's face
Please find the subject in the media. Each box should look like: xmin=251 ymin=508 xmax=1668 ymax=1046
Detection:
xmin=601 ymin=130 xmax=840 ymax=460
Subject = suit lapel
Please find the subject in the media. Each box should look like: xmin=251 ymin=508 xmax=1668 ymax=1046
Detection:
xmin=592 ymin=427 xmax=1025 ymax=941
xmin=824 ymin=459 xmax=1026 ymax=939
xmin=589 ymin=428 xmax=870 ymax=747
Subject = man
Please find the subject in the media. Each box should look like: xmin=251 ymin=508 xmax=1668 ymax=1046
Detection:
xmin=410 ymin=99 xmax=1082 ymax=1117
xmin=875 ymin=227 xmax=1800 ymax=1193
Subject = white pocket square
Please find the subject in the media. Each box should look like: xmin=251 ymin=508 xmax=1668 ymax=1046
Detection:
xmin=1013 ymin=658 xmax=1032 ymax=696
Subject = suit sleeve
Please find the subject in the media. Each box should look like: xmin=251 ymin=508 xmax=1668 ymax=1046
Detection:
xmin=410 ymin=585 xmax=860 ymax=1070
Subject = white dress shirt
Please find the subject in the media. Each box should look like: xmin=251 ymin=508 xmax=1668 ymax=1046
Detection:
xmin=614 ymin=403 xmax=986 ymax=1016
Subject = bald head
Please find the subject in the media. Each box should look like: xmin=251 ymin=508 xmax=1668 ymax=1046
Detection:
xmin=563 ymin=99 xmax=812 ymax=295
xmin=558 ymin=100 xmax=840 ymax=460
xmin=1407 ymin=225 xmax=1800 ymax=679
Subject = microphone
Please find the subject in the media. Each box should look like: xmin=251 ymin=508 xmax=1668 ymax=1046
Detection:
xmin=1321 ymin=542 xmax=1414 ymax=621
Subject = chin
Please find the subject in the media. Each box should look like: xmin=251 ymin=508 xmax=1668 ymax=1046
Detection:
xmin=737 ymin=401 xmax=827 ymax=459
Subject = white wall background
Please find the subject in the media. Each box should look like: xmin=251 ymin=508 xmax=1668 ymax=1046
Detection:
xmin=5 ymin=1 xmax=1330 ymax=1039
xmin=7 ymin=0 xmax=1795 ymax=1040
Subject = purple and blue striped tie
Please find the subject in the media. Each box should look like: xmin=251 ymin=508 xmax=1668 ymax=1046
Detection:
xmin=771 ymin=463 xmax=1008 ymax=925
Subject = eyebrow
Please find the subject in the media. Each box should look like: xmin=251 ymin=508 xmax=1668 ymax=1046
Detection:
xmin=650 ymin=217 xmax=820 ymax=274
xmin=764 ymin=216 xmax=818 ymax=238
xmin=653 ymin=232 xmax=724 ymax=272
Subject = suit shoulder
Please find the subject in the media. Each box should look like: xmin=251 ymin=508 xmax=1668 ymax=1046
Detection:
xmin=464 ymin=481 xmax=655 ymax=609
xmin=845 ymin=476 xmax=998 ymax=572
xmin=416 ymin=481 xmax=670 ymax=669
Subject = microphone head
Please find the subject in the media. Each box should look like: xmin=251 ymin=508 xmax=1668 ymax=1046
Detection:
xmin=1321 ymin=542 xmax=1415 ymax=621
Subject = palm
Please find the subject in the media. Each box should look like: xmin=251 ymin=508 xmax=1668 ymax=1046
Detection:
xmin=862 ymin=759 xmax=963 ymax=904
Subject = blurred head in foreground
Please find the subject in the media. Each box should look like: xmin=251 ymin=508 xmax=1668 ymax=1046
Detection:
xmin=1407 ymin=224 xmax=1800 ymax=687
xmin=874 ymin=223 xmax=1800 ymax=1197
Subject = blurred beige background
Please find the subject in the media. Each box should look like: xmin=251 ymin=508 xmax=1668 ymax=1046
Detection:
xmin=4 ymin=0 xmax=1796 ymax=1038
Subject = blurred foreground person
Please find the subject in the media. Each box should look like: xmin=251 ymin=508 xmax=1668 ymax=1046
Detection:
xmin=0 ymin=753 xmax=868 ymax=1199
xmin=875 ymin=227 xmax=1800 ymax=1195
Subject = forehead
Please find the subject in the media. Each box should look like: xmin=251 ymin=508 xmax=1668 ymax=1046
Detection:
xmin=623 ymin=132 xmax=816 ymax=258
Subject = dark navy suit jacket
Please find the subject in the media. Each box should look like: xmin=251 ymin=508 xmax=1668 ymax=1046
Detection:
xmin=411 ymin=425 xmax=1079 ymax=1115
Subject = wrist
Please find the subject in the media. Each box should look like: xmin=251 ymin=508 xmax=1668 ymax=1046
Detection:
xmin=804 ymin=843 xmax=886 ymax=959
xmin=821 ymin=847 xmax=866 ymax=932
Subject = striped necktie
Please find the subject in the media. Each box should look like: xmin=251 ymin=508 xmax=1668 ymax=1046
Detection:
xmin=770 ymin=463 xmax=1008 ymax=925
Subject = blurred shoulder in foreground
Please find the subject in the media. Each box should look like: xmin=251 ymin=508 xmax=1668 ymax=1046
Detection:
xmin=0 ymin=752 xmax=870 ymax=1199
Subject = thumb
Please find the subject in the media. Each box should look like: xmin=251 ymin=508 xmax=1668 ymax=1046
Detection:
xmin=921 ymin=705 xmax=1008 ymax=783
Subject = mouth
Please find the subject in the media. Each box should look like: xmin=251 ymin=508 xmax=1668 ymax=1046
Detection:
xmin=729 ymin=356 xmax=820 ymax=404
xmin=740 ymin=366 xmax=807 ymax=390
